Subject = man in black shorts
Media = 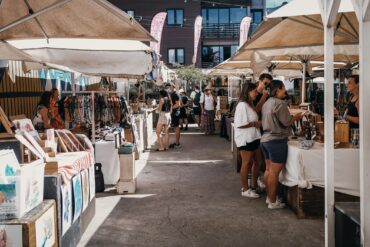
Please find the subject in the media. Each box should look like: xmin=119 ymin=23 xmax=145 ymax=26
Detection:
xmin=165 ymin=83 xmax=181 ymax=148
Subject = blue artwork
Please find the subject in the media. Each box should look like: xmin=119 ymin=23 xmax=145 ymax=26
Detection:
xmin=72 ymin=174 xmax=82 ymax=222
xmin=0 ymin=184 xmax=17 ymax=218
xmin=61 ymin=183 xmax=72 ymax=235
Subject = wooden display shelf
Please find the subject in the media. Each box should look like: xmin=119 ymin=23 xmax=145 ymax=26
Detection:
xmin=0 ymin=200 xmax=58 ymax=247
xmin=283 ymin=185 xmax=359 ymax=219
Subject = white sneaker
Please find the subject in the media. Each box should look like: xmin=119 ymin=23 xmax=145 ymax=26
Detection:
xmin=268 ymin=201 xmax=286 ymax=209
xmin=266 ymin=196 xmax=282 ymax=205
xmin=257 ymin=177 xmax=266 ymax=189
xmin=241 ymin=189 xmax=260 ymax=198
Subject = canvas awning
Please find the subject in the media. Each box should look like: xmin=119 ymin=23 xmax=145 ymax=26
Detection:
xmin=0 ymin=40 xmax=38 ymax=61
xmin=9 ymin=39 xmax=155 ymax=77
xmin=0 ymin=0 xmax=155 ymax=41
xmin=232 ymin=0 xmax=359 ymax=69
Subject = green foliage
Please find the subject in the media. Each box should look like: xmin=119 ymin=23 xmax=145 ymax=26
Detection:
xmin=173 ymin=63 xmax=206 ymax=82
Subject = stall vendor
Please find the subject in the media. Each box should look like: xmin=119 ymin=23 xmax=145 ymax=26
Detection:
xmin=335 ymin=75 xmax=360 ymax=129
xmin=50 ymin=88 xmax=64 ymax=129
xmin=345 ymin=75 xmax=359 ymax=129
xmin=32 ymin=92 xmax=52 ymax=131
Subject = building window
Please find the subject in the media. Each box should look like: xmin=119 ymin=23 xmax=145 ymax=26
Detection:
xmin=201 ymin=45 xmax=239 ymax=67
xmin=201 ymin=7 xmax=247 ymax=25
xmin=168 ymin=48 xmax=185 ymax=64
xmin=251 ymin=10 xmax=263 ymax=25
xmin=125 ymin=10 xmax=135 ymax=18
xmin=167 ymin=9 xmax=184 ymax=26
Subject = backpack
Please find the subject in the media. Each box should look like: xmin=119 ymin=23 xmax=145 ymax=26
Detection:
xmin=194 ymin=92 xmax=201 ymax=106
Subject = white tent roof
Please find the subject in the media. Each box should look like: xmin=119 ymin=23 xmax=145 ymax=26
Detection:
xmin=9 ymin=38 xmax=154 ymax=77
xmin=0 ymin=40 xmax=38 ymax=61
xmin=267 ymin=0 xmax=354 ymax=18
xmin=0 ymin=0 xmax=155 ymax=41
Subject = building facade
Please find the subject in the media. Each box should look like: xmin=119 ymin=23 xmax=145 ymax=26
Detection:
xmin=109 ymin=0 xmax=266 ymax=68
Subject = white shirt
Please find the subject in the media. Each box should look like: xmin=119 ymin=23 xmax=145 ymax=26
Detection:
xmin=190 ymin=90 xmax=203 ymax=108
xmin=234 ymin=102 xmax=261 ymax=147
xmin=200 ymin=94 xmax=215 ymax=111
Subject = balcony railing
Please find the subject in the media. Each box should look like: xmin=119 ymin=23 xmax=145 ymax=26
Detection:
xmin=202 ymin=23 xmax=240 ymax=40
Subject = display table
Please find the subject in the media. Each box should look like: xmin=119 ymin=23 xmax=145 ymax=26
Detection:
xmin=95 ymin=140 xmax=120 ymax=185
xmin=280 ymin=141 xmax=360 ymax=197
xmin=46 ymin=151 xmax=94 ymax=184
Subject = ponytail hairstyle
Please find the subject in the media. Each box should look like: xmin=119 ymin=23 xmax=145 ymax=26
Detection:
xmin=269 ymin=80 xmax=284 ymax=98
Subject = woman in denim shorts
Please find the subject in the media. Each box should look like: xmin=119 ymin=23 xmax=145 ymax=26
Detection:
xmin=261 ymin=80 xmax=303 ymax=209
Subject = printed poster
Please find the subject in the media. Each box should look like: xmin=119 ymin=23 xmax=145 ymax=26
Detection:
xmin=81 ymin=169 xmax=89 ymax=212
xmin=0 ymin=225 xmax=22 ymax=247
xmin=61 ymin=183 xmax=72 ymax=236
xmin=0 ymin=184 xmax=17 ymax=218
xmin=72 ymin=174 xmax=82 ymax=222
xmin=35 ymin=206 xmax=55 ymax=247
xmin=12 ymin=118 xmax=40 ymax=141
xmin=89 ymin=165 xmax=95 ymax=201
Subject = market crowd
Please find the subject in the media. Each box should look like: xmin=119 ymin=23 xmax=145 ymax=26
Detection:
xmin=154 ymin=73 xmax=360 ymax=210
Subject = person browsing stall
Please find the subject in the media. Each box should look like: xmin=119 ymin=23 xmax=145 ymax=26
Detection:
xmin=200 ymin=85 xmax=217 ymax=135
xmin=190 ymin=85 xmax=203 ymax=128
xmin=261 ymin=80 xmax=304 ymax=209
xmin=50 ymin=88 xmax=64 ymax=129
xmin=165 ymin=83 xmax=181 ymax=148
xmin=156 ymin=90 xmax=172 ymax=151
xmin=179 ymin=89 xmax=190 ymax=131
xmin=335 ymin=75 xmax=360 ymax=129
xmin=234 ymin=83 xmax=263 ymax=198
xmin=254 ymin=73 xmax=273 ymax=113
xmin=32 ymin=92 xmax=53 ymax=131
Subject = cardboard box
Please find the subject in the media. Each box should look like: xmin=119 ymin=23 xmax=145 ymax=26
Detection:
xmin=0 ymin=200 xmax=58 ymax=247
xmin=0 ymin=160 xmax=45 ymax=219
xmin=335 ymin=121 xmax=350 ymax=143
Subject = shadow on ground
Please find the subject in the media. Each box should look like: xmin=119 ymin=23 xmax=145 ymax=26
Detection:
xmin=81 ymin=127 xmax=324 ymax=247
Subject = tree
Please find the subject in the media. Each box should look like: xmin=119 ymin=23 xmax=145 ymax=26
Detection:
xmin=173 ymin=63 xmax=206 ymax=83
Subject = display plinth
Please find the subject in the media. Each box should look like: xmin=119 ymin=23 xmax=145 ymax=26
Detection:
xmin=117 ymin=152 xmax=136 ymax=194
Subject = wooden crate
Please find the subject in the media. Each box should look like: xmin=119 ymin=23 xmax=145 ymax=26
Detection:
xmin=0 ymin=200 xmax=58 ymax=247
xmin=283 ymin=185 xmax=359 ymax=219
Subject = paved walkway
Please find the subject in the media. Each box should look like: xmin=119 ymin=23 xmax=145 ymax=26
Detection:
xmin=79 ymin=127 xmax=324 ymax=247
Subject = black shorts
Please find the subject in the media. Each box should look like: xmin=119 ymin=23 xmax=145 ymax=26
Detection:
xmin=261 ymin=138 xmax=288 ymax=164
xmin=171 ymin=112 xmax=180 ymax=127
xmin=193 ymin=107 xmax=201 ymax=116
xmin=238 ymin=139 xmax=260 ymax=151
xmin=179 ymin=107 xmax=187 ymax=119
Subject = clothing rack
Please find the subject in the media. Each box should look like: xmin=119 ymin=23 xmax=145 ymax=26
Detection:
xmin=61 ymin=91 xmax=128 ymax=144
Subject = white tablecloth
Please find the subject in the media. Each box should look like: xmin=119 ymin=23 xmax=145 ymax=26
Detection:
xmin=95 ymin=140 xmax=120 ymax=185
xmin=280 ymin=141 xmax=360 ymax=197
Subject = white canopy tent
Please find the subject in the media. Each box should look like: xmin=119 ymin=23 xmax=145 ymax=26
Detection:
xmin=8 ymin=39 xmax=155 ymax=78
xmin=245 ymin=0 xmax=367 ymax=244
xmin=0 ymin=0 xmax=155 ymax=41
xmin=230 ymin=0 xmax=359 ymax=103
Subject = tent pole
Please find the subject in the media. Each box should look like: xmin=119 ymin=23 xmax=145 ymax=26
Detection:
xmin=302 ymin=62 xmax=306 ymax=103
xmin=320 ymin=0 xmax=341 ymax=245
xmin=359 ymin=15 xmax=370 ymax=246
xmin=91 ymin=92 xmax=95 ymax=144
xmin=71 ymin=72 xmax=76 ymax=96
xmin=0 ymin=0 xmax=72 ymax=34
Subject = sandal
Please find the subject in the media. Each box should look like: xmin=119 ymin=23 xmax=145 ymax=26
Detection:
xmin=156 ymin=148 xmax=165 ymax=152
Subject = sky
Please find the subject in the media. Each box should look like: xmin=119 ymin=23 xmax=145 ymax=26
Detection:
xmin=266 ymin=0 xmax=292 ymax=9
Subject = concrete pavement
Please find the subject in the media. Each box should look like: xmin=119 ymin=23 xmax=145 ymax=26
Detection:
xmin=78 ymin=128 xmax=324 ymax=247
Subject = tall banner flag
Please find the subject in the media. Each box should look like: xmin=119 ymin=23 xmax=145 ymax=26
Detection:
xmin=192 ymin=16 xmax=203 ymax=64
xmin=150 ymin=12 xmax=167 ymax=55
xmin=239 ymin=17 xmax=252 ymax=48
